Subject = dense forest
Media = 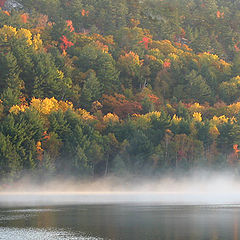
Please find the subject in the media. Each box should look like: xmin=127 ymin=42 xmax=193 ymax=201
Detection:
xmin=1 ymin=0 xmax=240 ymax=180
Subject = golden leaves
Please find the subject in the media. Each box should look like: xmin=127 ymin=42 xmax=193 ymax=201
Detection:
xmin=10 ymin=98 xmax=73 ymax=115
xmin=172 ymin=114 xmax=182 ymax=124
xmin=76 ymin=108 xmax=95 ymax=120
xmin=30 ymin=97 xmax=73 ymax=114
xmin=193 ymin=112 xmax=202 ymax=122
xmin=0 ymin=25 xmax=43 ymax=50
xmin=103 ymin=113 xmax=119 ymax=123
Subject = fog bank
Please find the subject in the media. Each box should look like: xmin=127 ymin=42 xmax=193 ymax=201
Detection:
xmin=1 ymin=171 xmax=240 ymax=206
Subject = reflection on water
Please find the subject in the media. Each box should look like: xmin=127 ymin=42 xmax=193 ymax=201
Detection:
xmin=0 ymin=227 xmax=102 ymax=240
xmin=4 ymin=209 xmax=60 ymax=213
xmin=1 ymin=205 xmax=240 ymax=239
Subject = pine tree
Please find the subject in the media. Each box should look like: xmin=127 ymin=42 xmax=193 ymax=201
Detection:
xmin=80 ymin=70 xmax=102 ymax=109
xmin=0 ymin=52 xmax=23 ymax=100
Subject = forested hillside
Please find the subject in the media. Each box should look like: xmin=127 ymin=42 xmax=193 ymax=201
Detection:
xmin=1 ymin=0 xmax=240 ymax=180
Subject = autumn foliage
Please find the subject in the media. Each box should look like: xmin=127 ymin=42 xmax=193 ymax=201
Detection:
xmin=102 ymin=94 xmax=142 ymax=118
xmin=60 ymin=35 xmax=74 ymax=50
xmin=2 ymin=0 xmax=240 ymax=179
xmin=66 ymin=20 xmax=74 ymax=32
xmin=20 ymin=13 xmax=29 ymax=23
xmin=81 ymin=9 xmax=89 ymax=16
xmin=139 ymin=37 xmax=150 ymax=49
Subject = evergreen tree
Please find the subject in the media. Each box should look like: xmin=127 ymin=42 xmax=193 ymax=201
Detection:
xmin=185 ymin=70 xmax=212 ymax=103
xmin=80 ymin=70 xmax=102 ymax=109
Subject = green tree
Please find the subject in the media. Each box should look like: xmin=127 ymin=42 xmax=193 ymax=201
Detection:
xmin=1 ymin=88 xmax=20 ymax=110
xmin=185 ymin=70 xmax=212 ymax=103
xmin=217 ymin=122 xmax=240 ymax=154
xmin=0 ymin=133 xmax=21 ymax=178
xmin=0 ymin=52 xmax=23 ymax=94
xmin=0 ymin=109 xmax=44 ymax=171
xmin=219 ymin=76 xmax=240 ymax=104
xmin=73 ymin=44 xmax=119 ymax=93
xmin=80 ymin=70 xmax=102 ymax=109
xmin=31 ymin=51 xmax=72 ymax=99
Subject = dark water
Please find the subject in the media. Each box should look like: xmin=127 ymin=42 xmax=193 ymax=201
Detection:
xmin=1 ymin=204 xmax=240 ymax=240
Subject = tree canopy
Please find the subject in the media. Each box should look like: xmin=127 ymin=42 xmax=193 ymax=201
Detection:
xmin=1 ymin=0 xmax=240 ymax=180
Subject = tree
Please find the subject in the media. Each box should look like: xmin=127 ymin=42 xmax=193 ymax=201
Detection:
xmin=1 ymin=88 xmax=20 ymax=109
xmin=219 ymin=76 xmax=240 ymax=104
xmin=31 ymin=52 xmax=72 ymax=99
xmin=185 ymin=70 xmax=212 ymax=103
xmin=170 ymin=134 xmax=204 ymax=168
xmin=0 ymin=133 xmax=21 ymax=178
xmin=0 ymin=52 xmax=23 ymax=107
xmin=195 ymin=121 xmax=213 ymax=147
xmin=0 ymin=109 xmax=44 ymax=171
xmin=148 ymin=111 xmax=171 ymax=146
xmin=118 ymin=51 xmax=143 ymax=89
xmin=126 ymin=129 xmax=153 ymax=172
xmin=0 ymin=52 xmax=23 ymax=94
xmin=73 ymin=44 xmax=119 ymax=93
xmin=102 ymin=93 xmax=142 ymax=118
xmin=217 ymin=121 xmax=240 ymax=155
xmin=80 ymin=70 xmax=102 ymax=109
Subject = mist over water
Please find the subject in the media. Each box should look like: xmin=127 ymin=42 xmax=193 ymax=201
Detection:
xmin=1 ymin=170 xmax=240 ymax=206
xmin=2 ymin=171 xmax=240 ymax=240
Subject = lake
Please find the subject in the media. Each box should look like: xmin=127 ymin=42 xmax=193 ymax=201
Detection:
xmin=0 ymin=195 xmax=240 ymax=240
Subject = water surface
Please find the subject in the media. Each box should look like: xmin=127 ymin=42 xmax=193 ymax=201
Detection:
xmin=1 ymin=203 xmax=240 ymax=239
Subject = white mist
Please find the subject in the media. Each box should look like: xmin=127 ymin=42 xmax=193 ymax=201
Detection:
xmin=1 ymin=171 xmax=240 ymax=206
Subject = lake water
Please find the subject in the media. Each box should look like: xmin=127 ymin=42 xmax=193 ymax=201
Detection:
xmin=1 ymin=200 xmax=240 ymax=240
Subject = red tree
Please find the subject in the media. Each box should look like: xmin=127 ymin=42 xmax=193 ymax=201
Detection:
xmin=139 ymin=37 xmax=150 ymax=49
xmin=66 ymin=20 xmax=74 ymax=32
xmin=102 ymin=94 xmax=142 ymax=118
xmin=60 ymin=35 xmax=74 ymax=50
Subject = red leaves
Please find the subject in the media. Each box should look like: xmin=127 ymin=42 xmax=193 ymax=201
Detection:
xmin=20 ymin=13 xmax=29 ymax=23
xmin=217 ymin=11 xmax=224 ymax=19
xmin=59 ymin=21 xmax=75 ymax=53
xmin=42 ymin=131 xmax=50 ymax=142
xmin=234 ymin=42 xmax=240 ymax=52
xmin=136 ymin=90 xmax=161 ymax=106
xmin=163 ymin=60 xmax=171 ymax=69
xmin=139 ymin=37 xmax=150 ymax=49
xmin=233 ymin=144 xmax=240 ymax=154
xmin=66 ymin=20 xmax=74 ymax=32
xmin=228 ymin=144 xmax=240 ymax=165
xmin=60 ymin=35 xmax=74 ymax=51
xmin=3 ymin=10 xmax=10 ymax=16
xmin=81 ymin=9 xmax=89 ymax=16
xmin=148 ymin=94 xmax=160 ymax=104
xmin=102 ymin=94 xmax=142 ymax=119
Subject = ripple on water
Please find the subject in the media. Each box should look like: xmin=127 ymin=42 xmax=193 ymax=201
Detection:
xmin=0 ymin=208 xmax=61 ymax=222
xmin=0 ymin=214 xmax=33 ymax=221
xmin=0 ymin=227 xmax=105 ymax=240
xmin=3 ymin=208 xmax=60 ymax=213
